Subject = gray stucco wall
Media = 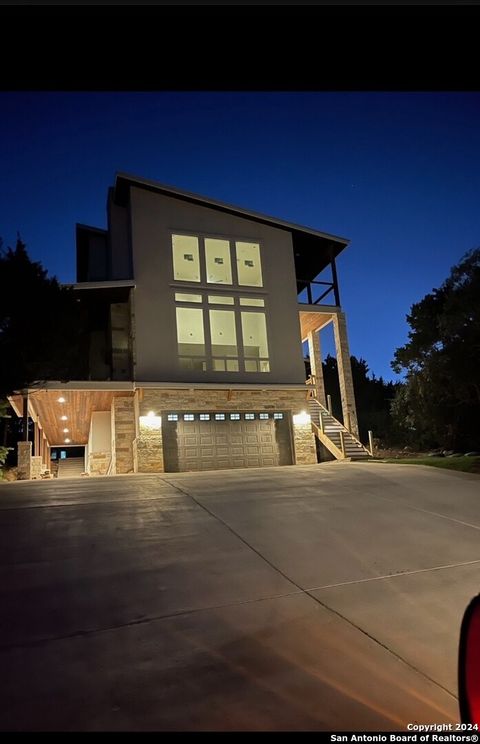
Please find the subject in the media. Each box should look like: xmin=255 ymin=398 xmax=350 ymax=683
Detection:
xmin=129 ymin=187 xmax=306 ymax=384
xmin=108 ymin=190 xmax=132 ymax=280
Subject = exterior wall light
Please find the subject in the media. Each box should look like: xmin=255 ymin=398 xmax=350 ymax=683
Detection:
xmin=57 ymin=397 xmax=66 ymax=403
xmin=140 ymin=411 xmax=162 ymax=429
xmin=293 ymin=411 xmax=311 ymax=425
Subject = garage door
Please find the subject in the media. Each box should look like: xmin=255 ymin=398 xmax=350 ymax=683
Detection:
xmin=162 ymin=411 xmax=293 ymax=472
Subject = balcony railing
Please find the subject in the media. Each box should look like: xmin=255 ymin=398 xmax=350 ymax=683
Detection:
xmin=297 ymin=279 xmax=338 ymax=306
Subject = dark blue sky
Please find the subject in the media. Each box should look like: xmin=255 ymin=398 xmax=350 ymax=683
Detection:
xmin=1 ymin=92 xmax=479 ymax=381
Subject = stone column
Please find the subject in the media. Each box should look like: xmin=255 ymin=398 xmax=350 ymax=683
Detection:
xmin=112 ymin=397 xmax=136 ymax=474
xmin=307 ymin=330 xmax=326 ymax=406
xmin=332 ymin=312 xmax=359 ymax=437
xmin=136 ymin=419 xmax=164 ymax=473
xmin=17 ymin=441 xmax=32 ymax=480
xmin=291 ymin=408 xmax=317 ymax=465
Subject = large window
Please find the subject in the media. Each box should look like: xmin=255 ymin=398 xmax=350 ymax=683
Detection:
xmin=236 ymin=242 xmax=263 ymax=287
xmin=209 ymin=309 xmax=239 ymax=371
xmin=241 ymin=311 xmax=270 ymax=372
xmin=172 ymin=235 xmax=201 ymax=282
xmin=176 ymin=307 xmax=206 ymax=371
xmin=172 ymin=232 xmax=269 ymax=373
xmin=205 ymin=238 xmax=232 ymax=284
xmin=171 ymin=234 xmax=263 ymax=288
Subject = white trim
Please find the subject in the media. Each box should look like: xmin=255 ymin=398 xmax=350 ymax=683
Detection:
xmin=65 ymin=280 xmax=136 ymax=290
xmin=134 ymin=382 xmax=308 ymax=391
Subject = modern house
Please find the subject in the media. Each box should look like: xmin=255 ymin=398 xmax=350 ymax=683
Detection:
xmin=9 ymin=173 xmax=370 ymax=479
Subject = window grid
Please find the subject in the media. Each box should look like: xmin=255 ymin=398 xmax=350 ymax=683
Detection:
xmin=183 ymin=414 xmax=195 ymax=421
xmin=167 ymin=414 xmax=178 ymax=421
xmin=172 ymin=233 xmax=270 ymax=374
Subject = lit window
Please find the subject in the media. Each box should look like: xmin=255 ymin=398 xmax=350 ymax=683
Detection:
xmin=175 ymin=293 xmax=202 ymax=303
xmin=205 ymin=238 xmax=232 ymax=284
xmin=215 ymin=413 xmax=226 ymax=420
xmin=183 ymin=414 xmax=195 ymax=421
xmin=239 ymin=297 xmax=265 ymax=307
xmin=167 ymin=414 xmax=178 ymax=421
xmin=274 ymin=413 xmax=284 ymax=420
xmin=176 ymin=306 xmax=206 ymax=370
xmin=210 ymin=309 xmax=238 ymax=372
xmin=241 ymin=311 xmax=269 ymax=372
xmin=172 ymin=235 xmax=200 ymax=282
xmin=245 ymin=413 xmax=255 ymax=420
xmin=259 ymin=413 xmax=269 ymax=420
xmin=199 ymin=413 xmax=210 ymax=421
xmin=208 ymin=295 xmax=234 ymax=305
xmin=230 ymin=413 xmax=240 ymax=420
xmin=236 ymin=242 xmax=263 ymax=287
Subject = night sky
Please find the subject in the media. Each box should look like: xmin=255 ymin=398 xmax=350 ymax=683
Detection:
xmin=1 ymin=91 xmax=479 ymax=381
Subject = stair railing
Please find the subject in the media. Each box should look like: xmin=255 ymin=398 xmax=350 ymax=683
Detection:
xmin=310 ymin=397 xmax=371 ymax=454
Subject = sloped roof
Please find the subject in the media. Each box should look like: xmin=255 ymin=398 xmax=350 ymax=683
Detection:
xmin=113 ymin=172 xmax=349 ymax=283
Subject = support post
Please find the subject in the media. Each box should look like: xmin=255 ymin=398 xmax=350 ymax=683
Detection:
xmin=332 ymin=312 xmax=359 ymax=437
xmin=307 ymin=330 xmax=326 ymax=407
xmin=339 ymin=430 xmax=346 ymax=458
xmin=327 ymin=394 xmax=332 ymax=415
xmin=368 ymin=430 xmax=374 ymax=457
xmin=22 ymin=392 xmax=29 ymax=442
xmin=330 ymin=256 xmax=341 ymax=307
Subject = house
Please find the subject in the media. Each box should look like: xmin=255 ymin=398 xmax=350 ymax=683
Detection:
xmin=9 ymin=173 xmax=370 ymax=479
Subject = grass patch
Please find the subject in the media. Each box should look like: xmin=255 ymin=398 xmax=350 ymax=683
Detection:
xmin=380 ymin=456 xmax=480 ymax=474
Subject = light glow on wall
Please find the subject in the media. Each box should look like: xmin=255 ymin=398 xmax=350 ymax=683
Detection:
xmin=293 ymin=411 xmax=311 ymax=426
xmin=140 ymin=411 xmax=162 ymax=429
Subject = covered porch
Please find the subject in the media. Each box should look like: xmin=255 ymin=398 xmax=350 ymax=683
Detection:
xmin=8 ymin=385 xmax=135 ymax=480
xmin=298 ymin=303 xmax=359 ymax=438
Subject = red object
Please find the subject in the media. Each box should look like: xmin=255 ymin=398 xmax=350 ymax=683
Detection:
xmin=459 ymin=594 xmax=480 ymax=724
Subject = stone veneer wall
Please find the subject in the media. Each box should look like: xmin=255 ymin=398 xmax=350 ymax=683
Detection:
xmin=291 ymin=421 xmax=318 ymax=465
xmin=17 ymin=441 xmax=32 ymax=480
xmin=31 ymin=456 xmax=44 ymax=480
xmin=88 ymin=452 xmax=111 ymax=476
xmin=136 ymin=387 xmax=317 ymax=471
xmin=136 ymin=425 xmax=164 ymax=473
xmin=112 ymin=397 xmax=136 ymax=474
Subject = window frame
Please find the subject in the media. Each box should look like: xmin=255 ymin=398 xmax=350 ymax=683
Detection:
xmin=171 ymin=230 xmax=271 ymax=374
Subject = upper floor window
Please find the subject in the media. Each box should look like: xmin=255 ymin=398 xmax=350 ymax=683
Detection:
xmin=172 ymin=234 xmax=263 ymax=288
xmin=205 ymin=238 xmax=232 ymax=284
xmin=172 ymin=235 xmax=200 ymax=282
xmin=236 ymin=242 xmax=263 ymax=287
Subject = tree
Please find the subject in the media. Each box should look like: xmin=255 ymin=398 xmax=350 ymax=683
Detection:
xmin=391 ymin=248 xmax=480 ymax=451
xmin=0 ymin=237 xmax=88 ymax=398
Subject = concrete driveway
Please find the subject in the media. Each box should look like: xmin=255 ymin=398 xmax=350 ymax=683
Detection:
xmin=1 ymin=462 xmax=479 ymax=731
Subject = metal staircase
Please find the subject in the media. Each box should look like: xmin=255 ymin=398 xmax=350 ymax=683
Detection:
xmin=308 ymin=398 xmax=372 ymax=461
